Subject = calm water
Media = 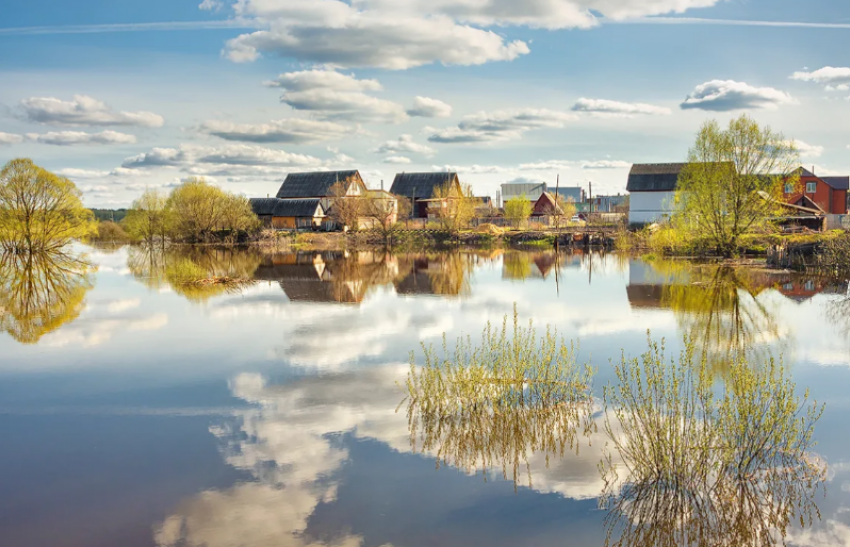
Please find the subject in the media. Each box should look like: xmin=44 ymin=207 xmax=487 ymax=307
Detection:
xmin=2 ymin=245 xmax=850 ymax=546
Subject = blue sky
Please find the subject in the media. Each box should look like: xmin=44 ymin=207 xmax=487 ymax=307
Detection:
xmin=1 ymin=0 xmax=849 ymax=206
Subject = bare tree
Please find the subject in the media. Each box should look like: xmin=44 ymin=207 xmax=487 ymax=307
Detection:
xmin=328 ymin=180 xmax=363 ymax=231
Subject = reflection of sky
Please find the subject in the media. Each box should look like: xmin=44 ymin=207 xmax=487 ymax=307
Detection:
xmin=2 ymin=246 xmax=850 ymax=546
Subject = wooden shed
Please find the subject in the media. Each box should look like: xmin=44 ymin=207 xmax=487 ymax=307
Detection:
xmin=250 ymin=198 xmax=325 ymax=230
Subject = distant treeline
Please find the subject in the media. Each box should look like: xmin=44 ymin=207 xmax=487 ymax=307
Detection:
xmin=90 ymin=209 xmax=129 ymax=223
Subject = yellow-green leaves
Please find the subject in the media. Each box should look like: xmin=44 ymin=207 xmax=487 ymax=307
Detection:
xmin=0 ymin=158 xmax=97 ymax=252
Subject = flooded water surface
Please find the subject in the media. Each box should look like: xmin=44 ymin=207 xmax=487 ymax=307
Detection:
xmin=2 ymin=245 xmax=850 ymax=546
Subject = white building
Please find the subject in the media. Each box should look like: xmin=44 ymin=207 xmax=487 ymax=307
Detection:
xmin=626 ymin=163 xmax=686 ymax=226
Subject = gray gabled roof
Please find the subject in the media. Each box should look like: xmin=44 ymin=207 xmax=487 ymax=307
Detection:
xmin=626 ymin=163 xmax=688 ymax=192
xmin=276 ymin=170 xmax=361 ymax=199
xmin=250 ymin=198 xmax=323 ymax=217
xmin=390 ymin=172 xmax=458 ymax=198
xmin=822 ymin=176 xmax=850 ymax=190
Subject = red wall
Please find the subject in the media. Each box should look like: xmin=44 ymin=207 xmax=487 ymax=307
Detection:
xmin=784 ymin=175 xmax=847 ymax=215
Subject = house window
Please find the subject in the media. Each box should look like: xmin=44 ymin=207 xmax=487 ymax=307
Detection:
xmin=806 ymin=182 xmax=817 ymax=194
xmin=784 ymin=183 xmax=794 ymax=194
xmin=805 ymin=280 xmax=815 ymax=291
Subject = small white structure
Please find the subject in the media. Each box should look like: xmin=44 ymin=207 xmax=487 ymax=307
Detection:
xmin=626 ymin=163 xmax=685 ymax=226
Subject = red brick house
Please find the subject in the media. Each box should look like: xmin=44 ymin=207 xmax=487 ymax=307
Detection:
xmin=783 ymin=167 xmax=849 ymax=215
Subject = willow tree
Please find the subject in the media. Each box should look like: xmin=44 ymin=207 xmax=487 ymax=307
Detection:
xmin=674 ymin=115 xmax=800 ymax=257
xmin=165 ymin=177 xmax=258 ymax=242
xmin=433 ymin=181 xmax=478 ymax=233
xmin=123 ymin=188 xmax=173 ymax=245
xmin=0 ymin=159 xmax=97 ymax=252
xmin=504 ymin=194 xmax=532 ymax=229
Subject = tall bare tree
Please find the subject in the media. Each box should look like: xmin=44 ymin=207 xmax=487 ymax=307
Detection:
xmin=328 ymin=180 xmax=363 ymax=231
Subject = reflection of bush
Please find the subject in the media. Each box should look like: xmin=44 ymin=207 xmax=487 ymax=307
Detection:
xmin=600 ymin=337 xmax=826 ymax=547
xmin=126 ymin=246 xmax=263 ymax=302
xmin=0 ymin=250 xmax=94 ymax=344
xmin=406 ymin=307 xmax=595 ymax=487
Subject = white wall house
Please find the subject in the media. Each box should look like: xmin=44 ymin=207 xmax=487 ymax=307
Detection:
xmin=626 ymin=163 xmax=686 ymax=226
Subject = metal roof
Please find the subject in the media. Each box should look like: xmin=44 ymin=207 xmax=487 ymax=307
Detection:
xmin=250 ymin=198 xmax=324 ymax=217
xmin=626 ymin=163 xmax=687 ymax=192
xmin=276 ymin=170 xmax=361 ymax=199
xmin=390 ymin=172 xmax=458 ymax=198
xmin=822 ymin=176 xmax=850 ymax=190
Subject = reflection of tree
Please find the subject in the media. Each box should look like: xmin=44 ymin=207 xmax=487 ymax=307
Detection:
xmin=0 ymin=250 xmax=94 ymax=343
xmin=600 ymin=338 xmax=826 ymax=547
xmin=655 ymin=261 xmax=784 ymax=373
xmin=502 ymin=252 xmax=533 ymax=281
xmin=126 ymin=245 xmax=262 ymax=302
xmin=394 ymin=252 xmax=472 ymax=297
xmin=406 ymin=309 xmax=595 ymax=488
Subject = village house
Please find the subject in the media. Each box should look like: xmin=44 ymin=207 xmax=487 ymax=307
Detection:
xmin=250 ymin=198 xmax=326 ymax=230
xmin=390 ymin=172 xmax=462 ymax=219
xmin=783 ymin=167 xmax=849 ymax=215
xmin=531 ymin=192 xmax=563 ymax=223
xmin=626 ymin=163 xmax=685 ymax=226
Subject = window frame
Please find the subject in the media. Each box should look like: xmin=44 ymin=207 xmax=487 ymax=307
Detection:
xmin=806 ymin=181 xmax=817 ymax=194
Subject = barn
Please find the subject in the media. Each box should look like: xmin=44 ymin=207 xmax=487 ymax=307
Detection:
xmin=250 ymin=198 xmax=325 ymax=230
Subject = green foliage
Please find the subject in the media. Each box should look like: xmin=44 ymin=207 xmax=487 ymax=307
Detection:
xmin=673 ymin=115 xmax=800 ymax=257
xmin=600 ymin=335 xmax=826 ymax=547
xmin=406 ymin=306 xmax=595 ymax=486
xmin=165 ymin=177 xmax=260 ymax=242
xmin=504 ymin=194 xmax=532 ymax=228
xmin=0 ymin=158 xmax=97 ymax=252
xmin=123 ymin=188 xmax=173 ymax=245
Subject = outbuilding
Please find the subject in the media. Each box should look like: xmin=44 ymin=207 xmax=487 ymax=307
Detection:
xmin=250 ymin=198 xmax=326 ymax=230
xmin=626 ymin=163 xmax=686 ymax=227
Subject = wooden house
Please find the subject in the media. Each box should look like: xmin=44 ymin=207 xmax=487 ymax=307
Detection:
xmin=782 ymin=167 xmax=849 ymax=215
xmin=277 ymin=170 xmax=367 ymax=212
xmin=390 ymin=172 xmax=462 ymax=218
xmin=531 ymin=192 xmax=563 ymax=219
xmin=250 ymin=198 xmax=325 ymax=230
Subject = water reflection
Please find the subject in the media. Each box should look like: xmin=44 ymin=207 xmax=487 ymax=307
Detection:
xmin=600 ymin=339 xmax=826 ymax=547
xmin=0 ymin=250 xmax=94 ymax=343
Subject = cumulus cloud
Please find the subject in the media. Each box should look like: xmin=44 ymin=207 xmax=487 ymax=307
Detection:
xmin=0 ymin=132 xmax=23 ymax=145
xmin=265 ymin=69 xmax=408 ymax=123
xmin=407 ymin=96 xmax=453 ymax=117
xmin=19 ymin=95 xmax=164 ymax=127
xmin=787 ymin=140 xmax=824 ymax=159
xmin=519 ymin=160 xmax=574 ymax=170
xmin=791 ymin=67 xmax=850 ymax=91
xmin=571 ymin=97 xmax=671 ymax=117
xmin=352 ymin=0 xmax=724 ymax=29
xmin=428 ymin=108 xmax=575 ymax=143
xmin=222 ymin=1 xmax=529 ymax=69
xmin=680 ymin=80 xmax=796 ymax=111
xmin=383 ymin=155 xmax=412 ymax=164
xmin=25 ymin=130 xmax=137 ymax=145
xmin=198 ymin=0 xmax=222 ymax=11
xmin=374 ymin=134 xmax=436 ymax=156
xmin=199 ymin=118 xmax=350 ymax=144
xmin=122 ymin=143 xmax=324 ymax=169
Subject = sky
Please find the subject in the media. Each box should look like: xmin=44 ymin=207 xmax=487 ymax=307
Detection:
xmin=0 ymin=0 xmax=849 ymax=207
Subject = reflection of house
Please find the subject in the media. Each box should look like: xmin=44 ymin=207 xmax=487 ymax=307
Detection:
xmin=782 ymin=167 xmax=849 ymax=215
xmin=250 ymin=198 xmax=325 ymax=230
xmin=393 ymin=254 xmax=468 ymax=296
xmin=390 ymin=172 xmax=461 ymax=219
xmin=627 ymin=163 xmax=685 ymax=226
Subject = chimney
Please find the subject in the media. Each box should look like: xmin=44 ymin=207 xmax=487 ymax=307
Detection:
xmin=381 ymin=179 xmax=384 ymax=191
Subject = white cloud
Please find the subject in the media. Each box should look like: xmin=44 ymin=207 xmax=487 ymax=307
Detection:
xmin=791 ymin=67 xmax=850 ymax=89
xmin=265 ymin=69 xmax=408 ymax=123
xmin=0 ymin=132 xmax=23 ymax=145
xmin=571 ymin=97 xmax=671 ymax=117
xmin=432 ymin=164 xmax=511 ymax=174
xmin=199 ymin=118 xmax=350 ymax=144
xmin=407 ymin=96 xmax=453 ymax=117
xmin=383 ymin=155 xmax=412 ymax=164
xmin=787 ymin=140 xmax=824 ymax=159
xmin=198 ymin=0 xmax=222 ymax=11
xmin=680 ymin=80 xmax=796 ymax=111
xmin=25 ymin=130 xmax=137 ymax=145
xmin=222 ymin=4 xmax=529 ymax=69
xmin=122 ymin=143 xmax=324 ymax=169
xmin=428 ymin=108 xmax=575 ymax=143
xmin=520 ymin=160 xmax=574 ymax=170
xmin=581 ymin=160 xmax=631 ymax=169
xmin=57 ymin=168 xmax=111 ymax=178
xmin=352 ymin=0 xmax=724 ymax=29
xmin=374 ymin=134 xmax=436 ymax=156
xmin=20 ymin=95 xmax=164 ymax=127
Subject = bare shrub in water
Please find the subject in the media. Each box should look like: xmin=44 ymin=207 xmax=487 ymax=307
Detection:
xmin=600 ymin=335 xmax=826 ymax=547
xmin=405 ymin=306 xmax=595 ymax=488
